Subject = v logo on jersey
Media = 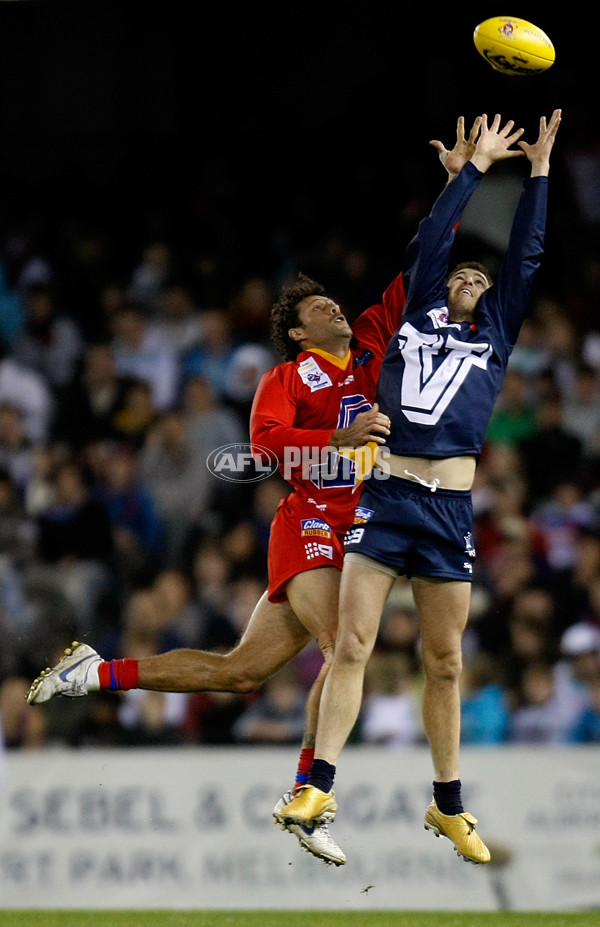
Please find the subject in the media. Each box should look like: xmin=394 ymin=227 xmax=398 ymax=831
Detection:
xmin=398 ymin=322 xmax=492 ymax=425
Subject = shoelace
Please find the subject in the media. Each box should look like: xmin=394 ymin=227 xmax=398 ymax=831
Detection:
xmin=404 ymin=469 xmax=441 ymax=492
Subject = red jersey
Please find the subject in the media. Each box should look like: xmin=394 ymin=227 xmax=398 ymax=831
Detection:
xmin=251 ymin=272 xmax=406 ymax=534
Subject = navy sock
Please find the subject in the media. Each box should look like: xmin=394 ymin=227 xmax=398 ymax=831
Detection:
xmin=307 ymin=759 xmax=336 ymax=794
xmin=433 ymin=779 xmax=463 ymax=815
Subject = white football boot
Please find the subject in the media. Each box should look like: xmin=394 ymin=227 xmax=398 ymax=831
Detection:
xmin=26 ymin=641 xmax=102 ymax=704
xmin=273 ymin=791 xmax=346 ymax=866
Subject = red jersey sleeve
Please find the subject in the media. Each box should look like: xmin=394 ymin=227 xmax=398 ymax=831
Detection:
xmin=350 ymin=271 xmax=405 ymax=359
xmin=250 ymin=364 xmax=334 ymax=459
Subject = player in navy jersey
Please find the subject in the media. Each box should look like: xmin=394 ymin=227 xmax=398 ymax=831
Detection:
xmin=26 ymin=117 xmax=481 ymax=866
xmin=277 ymin=110 xmax=562 ymax=865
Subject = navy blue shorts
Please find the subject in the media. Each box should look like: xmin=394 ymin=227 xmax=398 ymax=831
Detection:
xmin=345 ymin=473 xmax=476 ymax=581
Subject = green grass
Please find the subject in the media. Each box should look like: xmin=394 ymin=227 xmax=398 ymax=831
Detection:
xmin=0 ymin=912 xmax=598 ymax=927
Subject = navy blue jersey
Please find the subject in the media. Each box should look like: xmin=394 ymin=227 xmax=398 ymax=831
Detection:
xmin=377 ymin=161 xmax=548 ymax=459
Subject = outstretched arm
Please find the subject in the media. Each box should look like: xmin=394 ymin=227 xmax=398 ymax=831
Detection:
xmin=518 ymin=109 xmax=562 ymax=177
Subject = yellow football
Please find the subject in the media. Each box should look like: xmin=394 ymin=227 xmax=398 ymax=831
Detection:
xmin=473 ymin=16 xmax=555 ymax=76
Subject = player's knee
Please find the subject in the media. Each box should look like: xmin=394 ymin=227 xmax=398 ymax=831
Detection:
xmin=422 ymin=648 xmax=463 ymax=683
xmin=335 ymin=629 xmax=372 ymax=667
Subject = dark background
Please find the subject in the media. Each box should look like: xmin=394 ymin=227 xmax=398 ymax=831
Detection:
xmin=0 ymin=2 xmax=596 ymax=314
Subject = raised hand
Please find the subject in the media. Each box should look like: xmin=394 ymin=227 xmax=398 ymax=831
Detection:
xmin=518 ymin=108 xmax=562 ymax=177
xmin=430 ymin=115 xmax=483 ymax=179
xmin=470 ymin=113 xmax=526 ymax=173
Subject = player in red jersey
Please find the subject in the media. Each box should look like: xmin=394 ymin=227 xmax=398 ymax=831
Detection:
xmin=26 ymin=117 xmax=480 ymax=865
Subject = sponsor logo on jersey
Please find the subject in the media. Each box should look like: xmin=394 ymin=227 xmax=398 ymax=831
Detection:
xmin=304 ymin=542 xmax=334 ymax=561
xmin=427 ymin=307 xmax=462 ymax=329
xmin=297 ymin=357 xmax=332 ymax=391
xmin=353 ymin=349 xmax=374 ymax=368
xmin=344 ymin=526 xmax=365 ymax=546
xmin=301 ymin=518 xmax=332 ymax=538
xmin=354 ymin=506 xmax=374 ymax=523
xmin=464 ymin=532 xmax=476 ymax=557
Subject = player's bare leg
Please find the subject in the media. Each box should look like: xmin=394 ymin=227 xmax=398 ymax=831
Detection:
xmin=412 ymin=577 xmax=469 ymax=782
xmin=275 ymin=558 xmax=394 ymax=828
xmin=271 ymin=567 xmax=347 ymax=865
xmin=414 ymin=576 xmax=490 ymax=864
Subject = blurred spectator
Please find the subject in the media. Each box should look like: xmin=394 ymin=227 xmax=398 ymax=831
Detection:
xmin=105 ymin=587 xmax=189 ymax=745
xmin=508 ymin=317 xmax=548 ymax=380
xmin=232 ymin=664 xmax=307 ymax=744
xmin=507 ymin=659 xmax=575 ymax=744
xmin=223 ymin=342 xmax=277 ymax=425
xmin=12 ymin=282 xmax=84 ymax=391
xmin=23 ymin=443 xmax=61 ymax=517
xmin=154 ymin=283 xmax=203 ymax=355
xmin=561 ymin=363 xmax=600 ymax=457
xmin=0 ymin=349 xmax=53 ymax=443
xmin=52 ymin=342 xmax=130 ymax=450
xmin=220 ymin=519 xmax=269 ymax=583
xmin=476 ymin=508 xmax=551 ymax=606
xmin=138 ymin=409 xmax=215 ymax=563
xmin=110 ymin=304 xmax=179 ymax=411
xmin=553 ymin=525 xmax=600 ymax=633
xmin=567 ymin=675 xmax=600 ymax=742
xmin=477 ymin=585 xmax=558 ymax=681
xmin=180 ymin=373 xmax=245 ymax=453
xmin=460 ymin=652 xmax=510 ymax=745
xmin=0 ymin=469 xmax=36 ymax=566
xmin=529 ymin=481 xmax=597 ymax=578
xmin=94 ymin=442 xmax=165 ymax=587
xmin=227 ymin=276 xmax=273 ymax=344
xmin=0 ymin=402 xmax=35 ymax=492
xmin=24 ymin=458 xmax=115 ymax=634
xmin=485 ymin=368 xmax=537 ymax=447
xmin=518 ymin=395 xmax=584 ymax=509
xmin=0 ymin=261 xmax=25 ymax=347
xmin=530 ymin=298 xmax=581 ymax=399
xmin=554 ymin=620 xmax=600 ymax=727
xmin=0 ymin=674 xmax=48 ymax=748
xmin=188 ymin=536 xmax=240 ymax=650
xmin=361 ymin=652 xmax=422 ymax=747
xmin=151 ymin=568 xmax=201 ymax=649
xmin=180 ymin=308 xmax=237 ymax=401
xmin=127 ymin=241 xmax=172 ymax=316
xmin=112 ymin=378 xmax=158 ymax=448
xmin=182 ymin=690 xmax=256 ymax=745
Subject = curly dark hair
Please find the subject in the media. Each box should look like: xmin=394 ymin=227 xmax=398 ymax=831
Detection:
xmin=270 ymin=272 xmax=327 ymax=361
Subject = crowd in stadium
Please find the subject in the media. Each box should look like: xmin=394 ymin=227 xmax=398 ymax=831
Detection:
xmin=1 ymin=143 xmax=600 ymax=753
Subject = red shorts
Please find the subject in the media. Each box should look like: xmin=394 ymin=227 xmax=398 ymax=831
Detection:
xmin=267 ymin=495 xmax=347 ymax=603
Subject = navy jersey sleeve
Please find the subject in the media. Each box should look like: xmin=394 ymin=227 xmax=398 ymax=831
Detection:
xmin=484 ymin=176 xmax=548 ymax=346
xmin=402 ymin=163 xmax=484 ymax=315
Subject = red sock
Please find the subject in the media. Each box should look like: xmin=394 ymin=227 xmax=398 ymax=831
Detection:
xmin=98 ymin=659 xmax=139 ymax=691
xmin=294 ymin=747 xmax=315 ymax=790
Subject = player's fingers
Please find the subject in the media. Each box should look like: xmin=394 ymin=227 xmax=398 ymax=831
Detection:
xmin=505 ymin=127 xmax=525 ymax=145
xmin=499 ymin=119 xmax=515 ymax=136
xmin=468 ymin=116 xmax=482 ymax=142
